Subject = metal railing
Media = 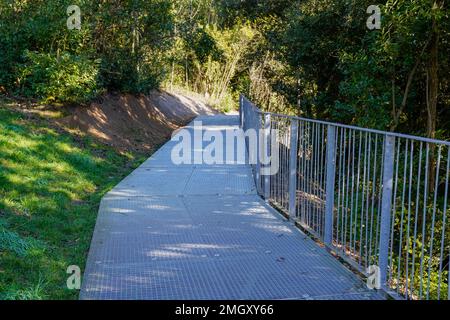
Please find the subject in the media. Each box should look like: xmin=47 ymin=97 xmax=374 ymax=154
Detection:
xmin=239 ymin=95 xmax=450 ymax=300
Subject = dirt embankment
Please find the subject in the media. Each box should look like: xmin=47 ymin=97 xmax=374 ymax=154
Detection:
xmin=57 ymin=90 xmax=217 ymax=154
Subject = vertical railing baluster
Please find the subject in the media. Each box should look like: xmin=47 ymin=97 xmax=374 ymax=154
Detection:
xmin=255 ymin=112 xmax=262 ymax=196
xmin=289 ymin=120 xmax=299 ymax=218
xmin=324 ymin=125 xmax=337 ymax=246
xmin=263 ymin=113 xmax=271 ymax=200
xmin=241 ymin=95 xmax=450 ymax=300
xmin=378 ymin=135 xmax=395 ymax=290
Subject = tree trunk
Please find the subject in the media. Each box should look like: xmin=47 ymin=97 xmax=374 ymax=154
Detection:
xmin=427 ymin=26 xmax=438 ymax=140
xmin=185 ymin=57 xmax=189 ymax=88
xmin=427 ymin=4 xmax=439 ymax=194
xmin=297 ymin=78 xmax=302 ymax=116
xmin=171 ymin=61 xmax=175 ymax=91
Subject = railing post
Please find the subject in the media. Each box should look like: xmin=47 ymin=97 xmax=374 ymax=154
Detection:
xmin=239 ymin=95 xmax=244 ymax=128
xmin=378 ymin=135 xmax=395 ymax=290
xmin=324 ymin=125 xmax=336 ymax=246
xmin=289 ymin=120 xmax=299 ymax=217
xmin=263 ymin=113 xmax=271 ymax=200
xmin=255 ymin=112 xmax=262 ymax=196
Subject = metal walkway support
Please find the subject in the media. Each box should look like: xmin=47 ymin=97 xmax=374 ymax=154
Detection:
xmin=80 ymin=114 xmax=383 ymax=300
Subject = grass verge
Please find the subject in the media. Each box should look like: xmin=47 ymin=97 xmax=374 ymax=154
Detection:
xmin=0 ymin=102 xmax=146 ymax=299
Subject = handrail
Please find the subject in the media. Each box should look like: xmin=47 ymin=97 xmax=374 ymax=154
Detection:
xmin=254 ymin=110 xmax=450 ymax=147
xmin=240 ymin=94 xmax=450 ymax=300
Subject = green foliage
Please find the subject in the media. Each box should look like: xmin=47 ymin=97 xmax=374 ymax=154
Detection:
xmin=0 ymin=279 xmax=47 ymax=300
xmin=1 ymin=0 xmax=448 ymax=130
xmin=0 ymin=105 xmax=143 ymax=299
xmin=93 ymin=0 xmax=174 ymax=93
xmin=1 ymin=0 xmax=449 ymax=301
xmin=0 ymin=224 xmax=44 ymax=257
xmin=334 ymin=49 xmax=393 ymax=129
xmin=223 ymin=0 xmax=449 ymax=138
xmin=18 ymin=51 xmax=100 ymax=103
xmin=0 ymin=0 xmax=175 ymax=103
xmin=188 ymin=27 xmax=222 ymax=64
xmin=167 ymin=16 xmax=255 ymax=112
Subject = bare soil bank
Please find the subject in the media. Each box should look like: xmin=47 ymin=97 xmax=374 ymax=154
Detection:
xmin=57 ymin=90 xmax=217 ymax=154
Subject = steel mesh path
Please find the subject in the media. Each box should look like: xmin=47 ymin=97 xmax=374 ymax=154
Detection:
xmin=80 ymin=115 xmax=384 ymax=300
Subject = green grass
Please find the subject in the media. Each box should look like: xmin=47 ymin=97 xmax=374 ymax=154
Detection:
xmin=0 ymin=104 xmax=146 ymax=299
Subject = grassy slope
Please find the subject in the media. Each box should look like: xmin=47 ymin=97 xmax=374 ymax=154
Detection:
xmin=0 ymin=104 xmax=145 ymax=299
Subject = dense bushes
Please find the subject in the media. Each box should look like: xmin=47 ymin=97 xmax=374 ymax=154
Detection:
xmin=0 ymin=0 xmax=448 ymax=136
xmin=0 ymin=0 xmax=252 ymax=111
xmin=18 ymin=51 xmax=100 ymax=103
xmin=219 ymin=0 xmax=449 ymax=139
xmin=0 ymin=0 xmax=174 ymax=104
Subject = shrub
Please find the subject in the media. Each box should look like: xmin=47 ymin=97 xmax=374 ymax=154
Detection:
xmin=18 ymin=51 xmax=101 ymax=104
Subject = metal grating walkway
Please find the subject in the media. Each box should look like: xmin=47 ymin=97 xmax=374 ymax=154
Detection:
xmin=80 ymin=114 xmax=385 ymax=300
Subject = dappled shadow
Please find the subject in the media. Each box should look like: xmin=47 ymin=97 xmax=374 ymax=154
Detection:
xmin=79 ymin=113 xmax=384 ymax=300
xmin=0 ymin=107 xmax=142 ymax=299
xmin=81 ymin=195 xmax=383 ymax=300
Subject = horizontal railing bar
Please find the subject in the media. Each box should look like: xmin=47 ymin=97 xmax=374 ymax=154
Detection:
xmin=252 ymin=109 xmax=450 ymax=147
xmin=240 ymin=94 xmax=449 ymax=300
